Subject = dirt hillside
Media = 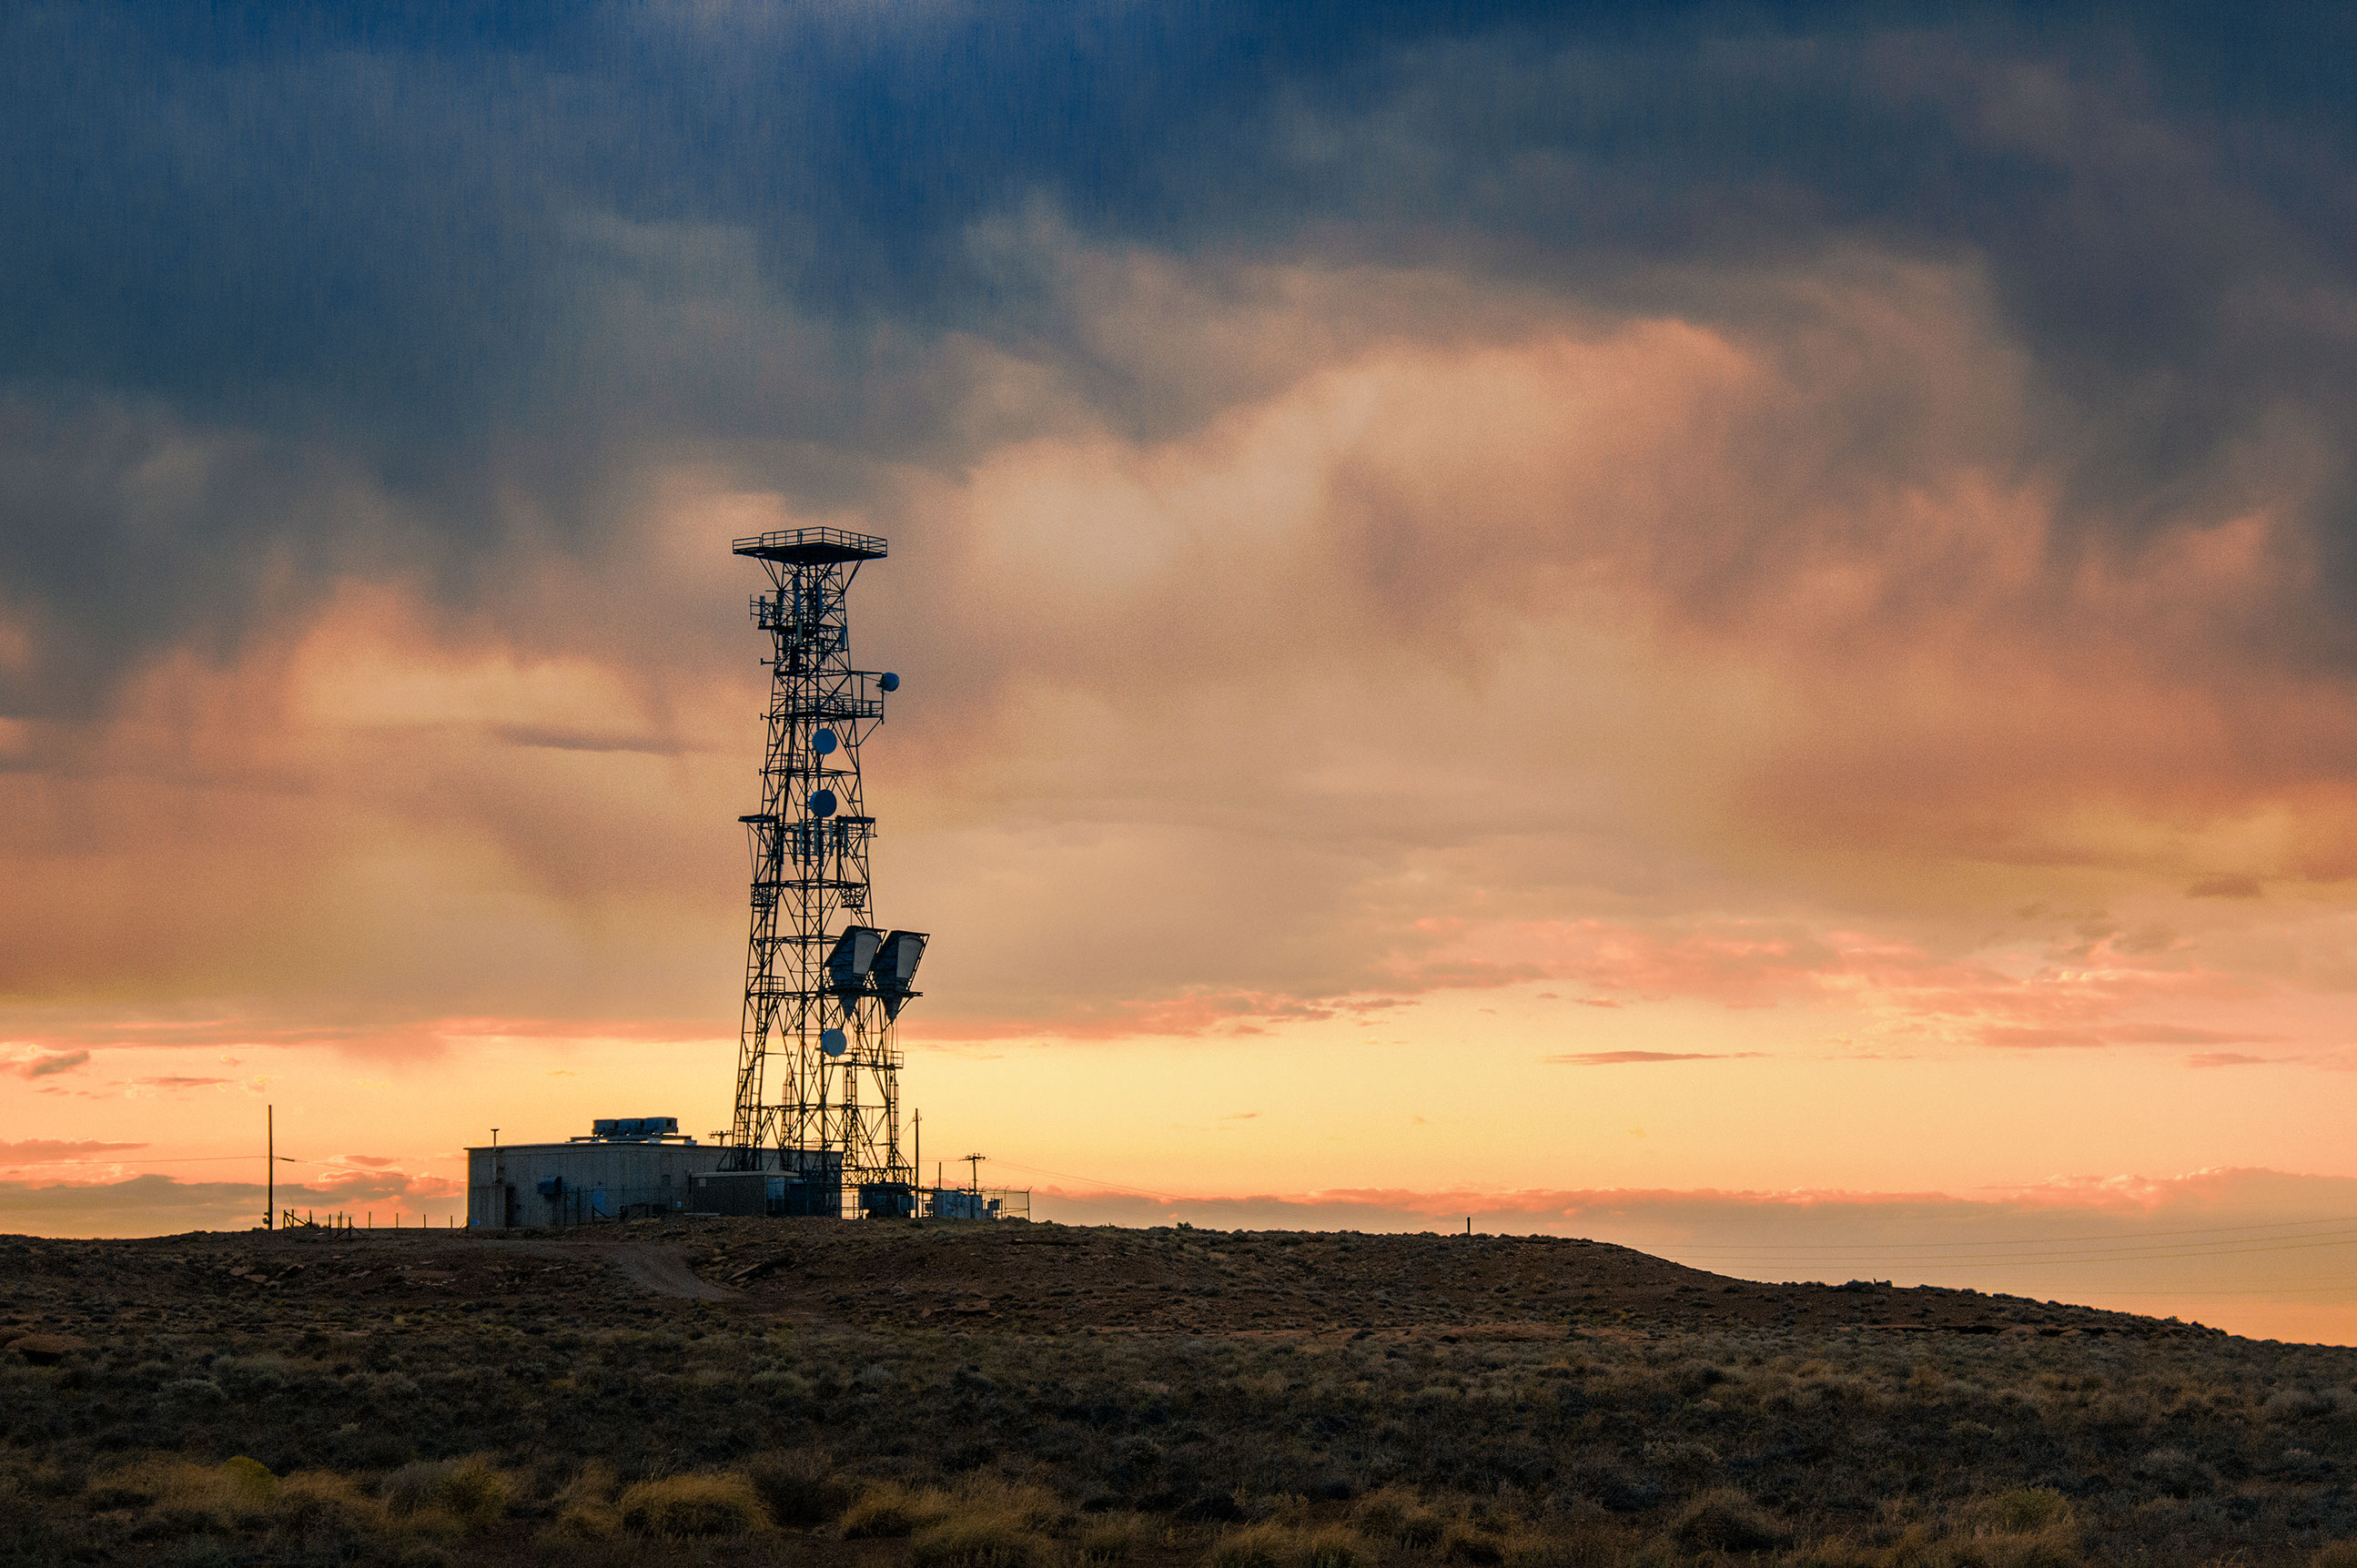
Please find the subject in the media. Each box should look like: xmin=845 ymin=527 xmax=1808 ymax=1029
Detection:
xmin=0 ymin=1218 xmax=2204 ymax=1343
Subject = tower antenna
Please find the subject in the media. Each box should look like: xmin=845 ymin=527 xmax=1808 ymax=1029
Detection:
xmin=727 ymin=526 xmax=927 ymax=1217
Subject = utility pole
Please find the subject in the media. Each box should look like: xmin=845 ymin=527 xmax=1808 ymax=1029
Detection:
xmin=965 ymin=1152 xmax=985 ymax=1193
xmin=266 ymin=1105 xmax=274 ymax=1231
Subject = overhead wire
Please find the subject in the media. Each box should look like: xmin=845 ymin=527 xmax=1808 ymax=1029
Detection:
xmin=5 ymin=1152 xmax=430 ymax=1179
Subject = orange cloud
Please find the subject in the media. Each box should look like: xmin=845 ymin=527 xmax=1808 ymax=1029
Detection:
xmin=7 ymin=248 xmax=2357 ymax=1128
xmin=3 ymin=1047 xmax=88 ymax=1078
xmin=0 ymin=1139 xmax=145 ymax=1163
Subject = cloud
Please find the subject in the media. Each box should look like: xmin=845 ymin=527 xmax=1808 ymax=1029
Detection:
xmin=2190 ymin=875 xmax=2264 ymax=898
xmin=0 ymin=1139 xmax=145 ymax=1163
xmin=4 ymin=1047 xmax=87 ymax=1078
xmin=4 ymin=3 xmax=2357 ymax=1063
xmin=1545 ymin=1050 xmax=1768 ymax=1067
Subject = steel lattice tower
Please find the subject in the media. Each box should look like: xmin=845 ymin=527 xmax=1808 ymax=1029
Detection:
xmin=724 ymin=527 xmax=924 ymax=1213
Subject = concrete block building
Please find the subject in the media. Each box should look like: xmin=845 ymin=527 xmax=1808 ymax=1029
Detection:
xmin=466 ymin=1119 xmax=724 ymax=1228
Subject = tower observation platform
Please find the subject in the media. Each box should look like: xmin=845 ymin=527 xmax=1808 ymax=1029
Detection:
xmin=732 ymin=527 xmax=887 ymax=566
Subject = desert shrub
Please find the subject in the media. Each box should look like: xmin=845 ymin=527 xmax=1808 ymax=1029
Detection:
xmin=2132 ymin=1447 xmax=2213 ymax=1497
xmin=1350 ymin=1488 xmax=1415 ymax=1539
xmin=745 ymin=1450 xmax=850 ymax=1525
xmin=84 ymin=1462 xmax=167 ymax=1512
xmin=268 ymin=1470 xmax=381 ymax=1528
xmin=219 ymin=1457 xmax=276 ymax=1502
xmin=1078 ymin=1512 xmax=1153 ymax=1565
xmin=1297 ymin=1524 xmax=1362 ymax=1568
xmin=1443 ymin=1521 xmax=1510 ymax=1565
xmin=842 ymin=1480 xmax=951 ymax=1539
xmin=2268 ymin=1388 xmax=2333 ymax=1421
xmin=1671 ymin=1489 xmax=1792 ymax=1552
xmin=541 ymin=1501 xmax=622 ymax=1544
xmin=1352 ymin=1487 xmax=1442 ymax=1547
xmin=264 ymin=1471 xmax=387 ymax=1558
xmin=1639 ymin=1438 xmax=1720 ymax=1479
xmin=618 ymin=1472 xmax=771 ymax=1538
xmin=384 ymin=1455 xmax=510 ymax=1529
xmin=90 ymin=1459 xmax=272 ymax=1533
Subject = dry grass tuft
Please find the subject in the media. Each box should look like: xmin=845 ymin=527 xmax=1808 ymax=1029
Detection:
xmin=538 ymin=1461 xmax=622 ymax=1545
xmin=902 ymin=1479 xmax=1067 ymax=1568
xmin=85 ymin=1458 xmax=274 ymax=1533
xmin=1209 ymin=1521 xmax=1370 ymax=1568
xmin=1077 ymin=1511 xmax=1154 ymax=1565
xmin=617 ymin=1471 xmax=771 ymax=1538
xmin=842 ymin=1479 xmax=953 ymax=1539
xmin=268 ymin=1470 xmax=384 ymax=1531
xmin=1209 ymin=1522 xmax=1290 ymax=1568
xmin=1671 ymin=1488 xmax=1793 ymax=1553
xmin=959 ymin=1476 xmax=1067 ymax=1533
xmin=910 ymin=1511 xmax=1052 ymax=1568
xmin=1351 ymin=1487 xmax=1442 ymax=1548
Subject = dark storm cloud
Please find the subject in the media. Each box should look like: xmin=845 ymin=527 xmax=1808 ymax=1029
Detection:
xmin=5 ymin=0 xmax=2357 ymax=715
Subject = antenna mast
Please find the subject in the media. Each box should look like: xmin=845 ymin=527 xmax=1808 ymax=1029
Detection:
xmin=726 ymin=527 xmax=926 ymax=1216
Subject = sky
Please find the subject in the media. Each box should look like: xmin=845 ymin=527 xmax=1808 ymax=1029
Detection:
xmin=7 ymin=1 xmax=2357 ymax=1340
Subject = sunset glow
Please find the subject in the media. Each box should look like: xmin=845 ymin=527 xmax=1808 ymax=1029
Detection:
xmin=8 ymin=5 xmax=2357 ymax=1344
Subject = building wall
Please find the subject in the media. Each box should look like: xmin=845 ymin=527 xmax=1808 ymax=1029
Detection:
xmin=466 ymin=1141 xmax=728 ymax=1229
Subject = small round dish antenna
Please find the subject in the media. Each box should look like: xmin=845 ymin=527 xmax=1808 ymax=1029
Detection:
xmin=809 ymin=789 xmax=837 ymax=817
xmin=820 ymin=1027 xmax=847 ymax=1057
xmin=812 ymin=728 xmax=838 ymax=754
xmin=879 ymin=672 xmax=901 ymax=692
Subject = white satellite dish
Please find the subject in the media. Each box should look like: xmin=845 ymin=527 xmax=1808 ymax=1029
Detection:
xmin=820 ymin=1027 xmax=847 ymax=1057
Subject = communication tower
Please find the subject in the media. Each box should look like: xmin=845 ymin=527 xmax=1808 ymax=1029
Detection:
xmin=724 ymin=526 xmax=926 ymax=1216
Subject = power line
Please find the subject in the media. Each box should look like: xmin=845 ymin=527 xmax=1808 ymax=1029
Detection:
xmin=3 ymin=1152 xmax=432 ymax=1179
